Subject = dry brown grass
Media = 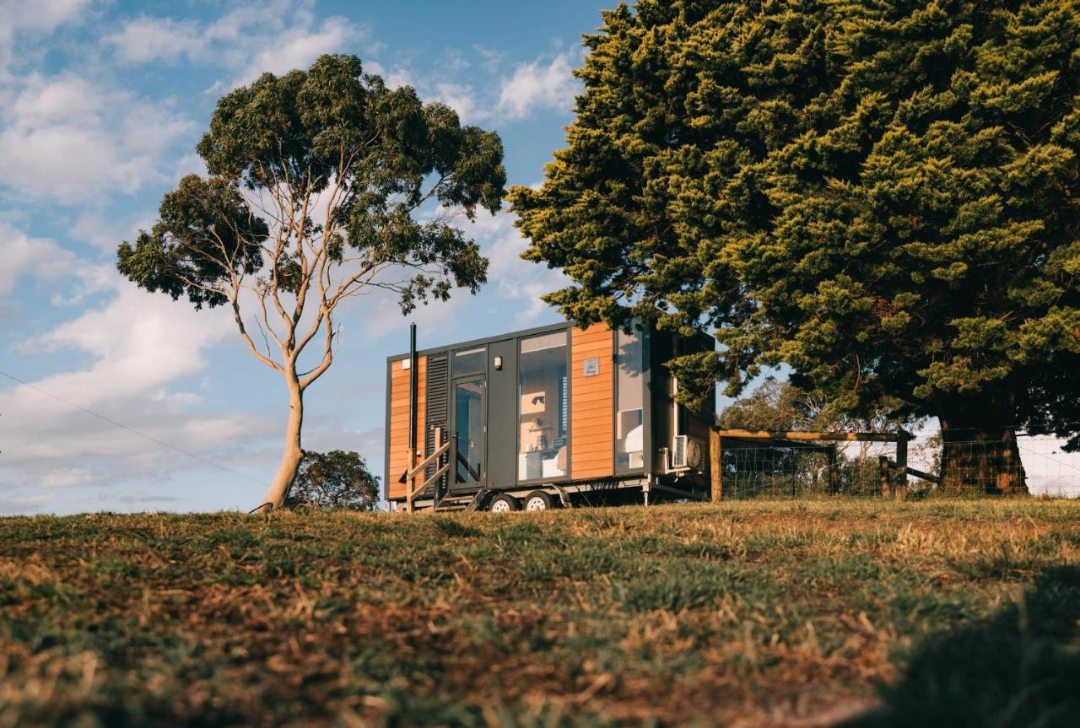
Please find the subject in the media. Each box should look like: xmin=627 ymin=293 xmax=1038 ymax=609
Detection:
xmin=1 ymin=500 xmax=1079 ymax=726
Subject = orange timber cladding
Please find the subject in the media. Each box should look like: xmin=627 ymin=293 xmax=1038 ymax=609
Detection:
xmin=569 ymin=324 xmax=615 ymax=480
xmin=386 ymin=355 xmax=426 ymax=501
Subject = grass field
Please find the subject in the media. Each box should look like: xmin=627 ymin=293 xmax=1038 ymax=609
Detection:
xmin=2 ymin=501 xmax=1079 ymax=727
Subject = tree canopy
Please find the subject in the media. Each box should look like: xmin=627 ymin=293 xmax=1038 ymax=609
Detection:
xmin=511 ymin=0 xmax=1079 ymax=490
xmin=118 ymin=54 xmax=506 ymax=509
xmin=285 ymin=450 xmax=380 ymax=511
xmin=718 ymin=378 xmax=903 ymax=433
xmin=717 ymin=380 xmax=818 ymax=432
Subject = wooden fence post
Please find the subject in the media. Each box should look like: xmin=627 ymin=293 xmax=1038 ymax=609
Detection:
xmin=827 ymin=445 xmax=839 ymax=494
xmin=709 ymin=429 xmax=723 ymax=502
xmin=878 ymin=455 xmax=890 ymax=498
xmin=894 ymin=433 xmax=909 ymax=500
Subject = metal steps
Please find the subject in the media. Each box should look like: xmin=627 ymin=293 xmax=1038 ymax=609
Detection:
xmin=464 ymin=487 xmax=491 ymax=512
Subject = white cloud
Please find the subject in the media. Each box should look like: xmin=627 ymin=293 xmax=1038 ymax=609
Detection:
xmin=497 ymin=51 xmax=581 ymax=120
xmin=71 ymin=209 xmax=153 ymax=253
xmin=440 ymin=48 xmax=471 ymax=74
xmin=237 ymin=14 xmax=358 ymax=83
xmin=366 ymin=48 xmax=581 ymax=128
xmin=473 ymin=45 xmax=506 ymax=74
xmin=0 ymin=269 xmax=275 ymax=501
xmin=365 ymin=59 xmax=413 ymax=90
xmin=361 ymin=273 xmax=465 ymax=341
xmin=41 ymin=467 xmax=97 ymax=488
xmin=0 ymin=0 xmax=92 ymax=32
xmin=11 ymin=73 xmax=103 ymax=120
xmin=0 ymin=73 xmax=194 ymax=203
xmin=0 ymin=223 xmax=77 ymax=295
xmin=433 ymin=82 xmax=483 ymax=124
xmin=19 ymin=281 xmax=232 ymax=407
xmin=471 ymin=209 xmax=570 ymax=322
xmin=102 ymin=2 xmax=368 ymax=87
xmin=0 ymin=491 xmax=54 ymax=514
xmin=102 ymin=16 xmax=206 ymax=65
xmin=0 ymin=0 xmax=94 ymax=76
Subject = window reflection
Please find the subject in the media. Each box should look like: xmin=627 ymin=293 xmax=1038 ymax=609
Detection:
xmin=518 ymin=332 xmax=568 ymax=480
xmin=616 ymin=327 xmax=644 ymax=471
xmin=454 ymin=347 xmax=485 ymax=376
xmin=455 ymin=378 xmax=484 ymax=484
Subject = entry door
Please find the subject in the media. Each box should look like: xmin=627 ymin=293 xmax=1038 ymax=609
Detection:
xmin=452 ymin=376 xmax=486 ymax=492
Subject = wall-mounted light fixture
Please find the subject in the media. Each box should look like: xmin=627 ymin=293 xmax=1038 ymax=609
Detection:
xmin=493 ymin=355 xmax=504 ymax=370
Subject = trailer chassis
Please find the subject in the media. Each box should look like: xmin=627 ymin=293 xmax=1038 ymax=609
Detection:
xmin=395 ymin=473 xmax=706 ymax=512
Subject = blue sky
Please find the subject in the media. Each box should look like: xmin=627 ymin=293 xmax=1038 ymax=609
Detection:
xmin=0 ymin=0 xmax=612 ymax=514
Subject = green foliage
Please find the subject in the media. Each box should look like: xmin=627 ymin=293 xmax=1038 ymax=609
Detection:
xmin=120 ymin=53 xmax=505 ymax=315
xmin=117 ymin=176 xmax=268 ymax=309
xmin=284 ymin=450 xmax=380 ymax=511
xmin=2 ymin=502 xmax=1079 ymax=725
xmin=511 ymin=0 xmax=1080 ymax=448
xmin=717 ymin=379 xmax=825 ymax=431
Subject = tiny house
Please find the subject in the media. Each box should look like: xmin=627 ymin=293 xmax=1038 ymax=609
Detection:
xmin=385 ymin=321 xmax=713 ymax=511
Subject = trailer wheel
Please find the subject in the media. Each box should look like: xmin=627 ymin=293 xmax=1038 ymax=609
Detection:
xmin=523 ymin=490 xmax=554 ymax=511
xmin=488 ymin=494 xmax=520 ymax=513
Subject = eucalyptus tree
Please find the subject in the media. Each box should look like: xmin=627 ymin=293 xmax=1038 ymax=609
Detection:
xmin=119 ymin=54 xmax=505 ymax=510
xmin=511 ymin=0 xmax=1079 ymax=492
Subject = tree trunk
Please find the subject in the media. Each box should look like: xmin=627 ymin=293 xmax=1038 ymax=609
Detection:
xmin=258 ymin=374 xmax=305 ymax=511
xmin=939 ymin=403 xmax=1027 ymax=495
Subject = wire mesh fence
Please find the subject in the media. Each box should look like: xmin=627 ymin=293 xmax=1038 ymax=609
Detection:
xmin=719 ymin=432 xmax=1080 ymax=499
xmin=720 ymin=442 xmax=887 ymax=499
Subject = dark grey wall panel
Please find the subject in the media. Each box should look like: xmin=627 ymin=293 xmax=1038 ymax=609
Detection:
xmin=486 ymin=338 xmax=517 ymax=489
xmin=650 ymin=330 xmax=674 ymax=476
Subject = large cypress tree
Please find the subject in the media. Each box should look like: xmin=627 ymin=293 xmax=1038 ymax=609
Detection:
xmin=511 ymin=0 xmax=1080 ymax=493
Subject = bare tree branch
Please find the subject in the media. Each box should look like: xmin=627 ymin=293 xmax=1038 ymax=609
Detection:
xmin=231 ymin=297 xmax=285 ymax=372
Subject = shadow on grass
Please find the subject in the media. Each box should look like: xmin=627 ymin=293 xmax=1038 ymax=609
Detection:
xmin=846 ymin=566 xmax=1080 ymax=728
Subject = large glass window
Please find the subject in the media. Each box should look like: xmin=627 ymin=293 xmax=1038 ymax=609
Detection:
xmin=518 ymin=331 xmax=568 ymax=481
xmin=616 ymin=327 xmax=644 ymax=471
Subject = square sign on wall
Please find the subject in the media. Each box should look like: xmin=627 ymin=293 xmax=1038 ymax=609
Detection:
xmin=583 ymin=358 xmax=600 ymax=377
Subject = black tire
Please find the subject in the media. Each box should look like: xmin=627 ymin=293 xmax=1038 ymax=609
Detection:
xmin=523 ymin=490 xmax=555 ymax=511
xmin=488 ymin=494 xmax=521 ymax=513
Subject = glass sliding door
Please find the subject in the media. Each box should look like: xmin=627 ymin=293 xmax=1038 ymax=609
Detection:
xmin=616 ymin=327 xmax=644 ymax=472
xmin=453 ymin=377 xmax=485 ymax=489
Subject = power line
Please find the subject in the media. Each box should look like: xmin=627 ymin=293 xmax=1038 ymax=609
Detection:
xmin=0 ymin=368 xmax=265 ymax=486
